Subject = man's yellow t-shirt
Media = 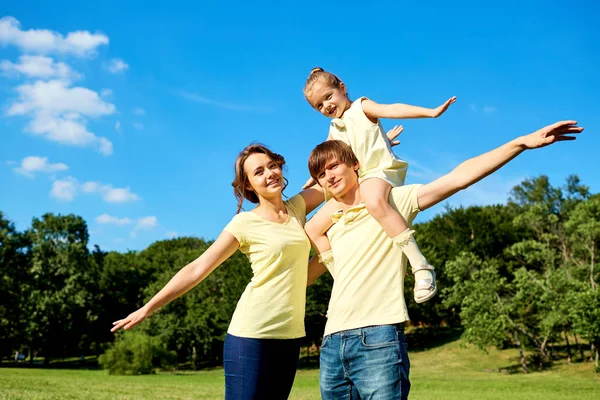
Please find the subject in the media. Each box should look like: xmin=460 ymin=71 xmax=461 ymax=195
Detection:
xmin=324 ymin=185 xmax=422 ymax=336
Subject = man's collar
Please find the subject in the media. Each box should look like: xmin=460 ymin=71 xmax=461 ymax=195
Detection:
xmin=331 ymin=202 xmax=366 ymax=223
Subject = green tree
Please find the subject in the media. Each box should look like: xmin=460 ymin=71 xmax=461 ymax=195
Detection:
xmin=137 ymin=238 xmax=251 ymax=368
xmin=0 ymin=212 xmax=31 ymax=360
xmin=569 ymin=288 xmax=600 ymax=370
xmin=305 ymin=267 xmax=333 ymax=352
xmin=565 ymin=196 xmax=600 ymax=291
xmin=91 ymin=249 xmax=154 ymax=354
xmin=25 ymin=213 xmax=98 ymax=363
xmin=99 ymin=331 xmax=176 ymax=375
xmin=415 ymin=203 xmax=523 ymax=325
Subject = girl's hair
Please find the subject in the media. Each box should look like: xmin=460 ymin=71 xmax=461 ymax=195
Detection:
xmin=232 ymin=144 xmax=288 ymax=213
xmin=303 ymin=67 xmax=344 ymax=99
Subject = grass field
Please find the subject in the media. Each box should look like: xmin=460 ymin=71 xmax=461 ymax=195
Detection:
xmin=1 ymin=339 xmax=598 ymax=400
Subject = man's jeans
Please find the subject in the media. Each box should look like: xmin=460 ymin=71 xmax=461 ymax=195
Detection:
xmin=320 ymin=324 xmax=411 ymax=400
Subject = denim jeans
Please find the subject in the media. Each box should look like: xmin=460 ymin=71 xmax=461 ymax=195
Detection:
xmin=320 ymin=324 xmax=411 ymax=400
xmin=223 ymin=333 xmax=302 ymax=400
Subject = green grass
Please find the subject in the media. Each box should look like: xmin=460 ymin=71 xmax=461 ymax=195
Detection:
xmin=1 ymin=339 xmax=598 ymax=400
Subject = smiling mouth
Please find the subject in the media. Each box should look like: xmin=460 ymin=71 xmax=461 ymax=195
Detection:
xmin=328 ymin=179 xmax=341 ymax=189
xmin=267 ymin=179 xmax=280 ymax=187
xmin=327 ymin=106 xmax=336 ymax=116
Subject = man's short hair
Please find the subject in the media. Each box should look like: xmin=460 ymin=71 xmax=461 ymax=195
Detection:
xmin=308 ymin=140 xmax=359 ymax=180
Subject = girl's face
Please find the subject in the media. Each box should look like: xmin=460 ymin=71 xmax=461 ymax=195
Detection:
xmin=306 ymin=79 xmax=351 ymax=119
xmin=243 ymin=153 xmax=285 ymax=201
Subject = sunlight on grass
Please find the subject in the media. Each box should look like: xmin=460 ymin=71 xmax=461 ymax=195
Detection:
xmin=1 ymin=338 xmax=598 ymax=400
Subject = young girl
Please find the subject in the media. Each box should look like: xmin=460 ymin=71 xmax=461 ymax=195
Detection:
xmin=303 ymin=67 xmax=456 ymax=303
xmin=111 ymin=144 xmax=325 ymax=399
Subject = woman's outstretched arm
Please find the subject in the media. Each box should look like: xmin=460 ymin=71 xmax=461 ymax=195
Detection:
xmin=111 ymin=230 xmax=240 ymax=332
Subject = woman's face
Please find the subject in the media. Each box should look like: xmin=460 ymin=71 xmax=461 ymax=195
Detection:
xmin=243 ymin=153 xmax=285 ymax=201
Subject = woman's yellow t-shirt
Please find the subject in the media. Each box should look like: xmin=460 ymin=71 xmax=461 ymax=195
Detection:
xmin=224 ymin=194 xmax=310 ymax=339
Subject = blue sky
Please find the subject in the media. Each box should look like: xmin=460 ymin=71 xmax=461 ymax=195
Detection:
xmin=1 ymin=1 xmax=598 ymax=252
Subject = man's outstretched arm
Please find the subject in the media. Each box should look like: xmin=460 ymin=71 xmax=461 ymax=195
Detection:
xmin=417 ymin=121 xmax=583 ymax=211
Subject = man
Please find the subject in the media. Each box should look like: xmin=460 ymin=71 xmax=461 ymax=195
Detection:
xmin=306 ymin=121 xmax=582 ymax=399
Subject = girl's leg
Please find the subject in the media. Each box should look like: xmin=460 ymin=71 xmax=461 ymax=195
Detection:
xmin=360 ymin=178 xmax=406 ymax=238
xmin=360 ymin=178 xmax=436 ymax=303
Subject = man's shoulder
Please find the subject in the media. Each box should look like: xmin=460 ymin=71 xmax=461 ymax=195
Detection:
xmin=389 ymin=184 xmax=422 ymax=219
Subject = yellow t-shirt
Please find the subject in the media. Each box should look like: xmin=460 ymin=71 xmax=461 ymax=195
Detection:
xmin=224 ymin=194 xmax=311 ymax=339
xmin=323 ymin=184 xmax=422 ymax=336
xmin=329 ymin=96 xmax=408 ymax=187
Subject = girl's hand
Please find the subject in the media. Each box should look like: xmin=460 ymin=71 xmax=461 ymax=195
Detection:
xmin=386 ymin=125 xmax=404 ymax=147
xmin=433 ymin=96 xmax=457 ymax=118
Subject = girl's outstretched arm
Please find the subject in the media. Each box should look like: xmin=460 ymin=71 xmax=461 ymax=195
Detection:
xmin=111 ymin=230 xmax=240 ymax=332
xmin=362 ymin=96 xmax=456 ymax=120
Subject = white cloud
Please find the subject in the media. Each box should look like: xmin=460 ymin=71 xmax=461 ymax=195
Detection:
xmin=470 ymin=103 xmax=497 ymax=114
xmin=137 ymin=216 xmax=157 ymax=229
xmin=5 ymin=160 xmax=16 ymax=166
xmin=106 ymin=58 xmax=128 ymax=73
xmin=177 ymin=90 xmax=273 ymax=112
xmin=14 ymin=156 xmax=68 ymax=178
xmin=115 ymin=120 xmax=121 ymax=132
xmin=132 ymin=122 xmax=143 ymax=130
xmin=81 ymin=181 xmax=140 ymax=203
xmin=131 ymin=216 xmax=158 ymax=238
xmin=50 ymin=177 xmax=77 ymax=201
xmin=0 ymin=55 xmax=80 ymax=81
xmin=96 ymin=213 xmax=133 ymax=226
xmin=7 ymin=79 xmax=115 ymax=155
xmin=0 ymin=16 xmax=108 ymax=57
xmin=100 ymin=88 xmax=112 ymax=97
xmin=166 ymin=230 xmax=178 ymax=238
xmin=9 ymin=80 xmax=114 ymax=116
xmin=95 ymin=214 xmax=158 ymax=240
xmin=132 ymin=107 xmax=145 ymax=116
xmin=49 ymin=178 xmax=140 ymax=203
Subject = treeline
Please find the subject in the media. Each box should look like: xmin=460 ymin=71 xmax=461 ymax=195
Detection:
xmin=1 ymin=175 xmax=598 ymax=373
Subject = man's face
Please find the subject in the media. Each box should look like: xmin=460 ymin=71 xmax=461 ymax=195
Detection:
xmin=316 ymin=157 xmax=359 ymax=198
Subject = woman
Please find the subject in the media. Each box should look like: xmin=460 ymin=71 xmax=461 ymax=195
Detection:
xmin=111 ymin=144 xmax=325 ymax=399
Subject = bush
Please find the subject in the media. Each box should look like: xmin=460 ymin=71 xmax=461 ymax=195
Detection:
xmin=99 ymin=332 xmax=176 ymax=375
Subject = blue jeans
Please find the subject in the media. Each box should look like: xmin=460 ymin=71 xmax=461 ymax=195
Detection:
xmin=223 ymin=333 xmax=302 ymax=400
xmin=320 ymin=324 xmax=411 ymax=400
